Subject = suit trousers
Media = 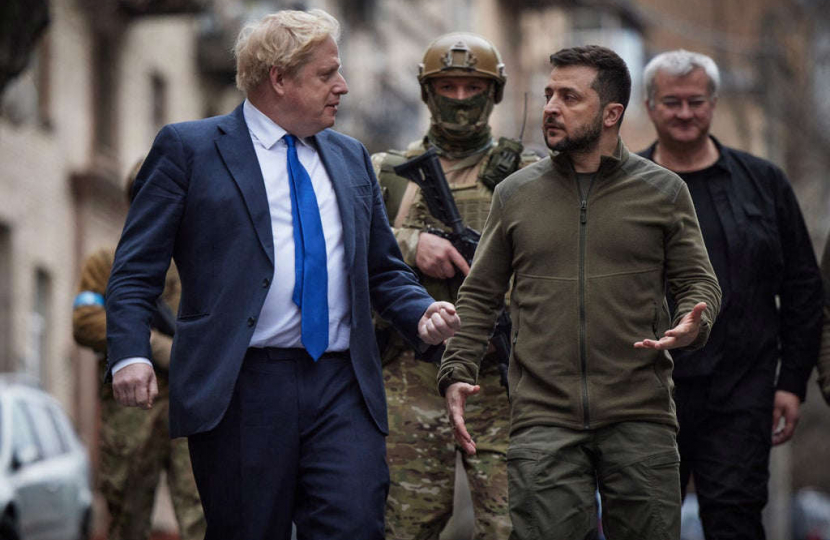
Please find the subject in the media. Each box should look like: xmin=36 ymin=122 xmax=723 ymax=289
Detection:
xmin=188 ymin=347 xmax=389 ymax=540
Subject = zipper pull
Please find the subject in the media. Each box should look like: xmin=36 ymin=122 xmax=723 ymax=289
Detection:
xmin=580 ymin=200 xmax=587 ymax=224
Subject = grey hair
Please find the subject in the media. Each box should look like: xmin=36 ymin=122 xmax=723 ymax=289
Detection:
xmin=234 ymin=9 xmax=340 ymax=95
xmin=643 ymin=49 xmax=720 ymax=108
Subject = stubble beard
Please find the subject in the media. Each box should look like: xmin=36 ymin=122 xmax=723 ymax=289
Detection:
xmin=545 ymin=110 xmax=603 ymax=154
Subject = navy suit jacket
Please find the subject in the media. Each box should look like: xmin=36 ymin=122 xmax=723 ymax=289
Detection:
xmin=106 ymin=104 xmax=434 ymax=438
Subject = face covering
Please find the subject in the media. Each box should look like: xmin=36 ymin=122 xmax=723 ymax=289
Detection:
xmin=426 ymin=86 xmax=495 ymax=159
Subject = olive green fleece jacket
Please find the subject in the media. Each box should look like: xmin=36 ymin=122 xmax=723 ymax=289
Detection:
xmin=438 ymin=139 xmax=721 ymax=432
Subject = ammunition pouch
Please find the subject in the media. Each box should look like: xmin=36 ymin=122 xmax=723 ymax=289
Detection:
xmin=479 ymin=137 xmax=524 ymax=190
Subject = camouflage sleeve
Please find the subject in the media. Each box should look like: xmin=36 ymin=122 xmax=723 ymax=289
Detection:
xmin=72 ymin=248 xmax=115 ymax=353
xmin=395 ymin=228 xmax=421 ymax=267
xmin=370 ymin=151 xmax=387 ymax=179
xmin=74 ymin=247 xmax=180 ymax=367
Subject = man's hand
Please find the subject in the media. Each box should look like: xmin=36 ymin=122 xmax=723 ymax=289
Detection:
xmin=772 ymin=390 xmax=801 ymax=446
xmin=418 ymin=301 xmax=461 ymax=345
xmin=416 ymin=232 xmax=470 ymax=279
xmin=634 ymin=302 xmax=707 ymax=350
xmin=112 ymin=363 xmax=158 ymax=409
xmin=445 ymin=381 xmax=480 ymax=455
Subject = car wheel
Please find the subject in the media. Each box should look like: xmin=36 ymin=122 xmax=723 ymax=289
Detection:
xmin=0 ymin=510 xmax=20 ymax=540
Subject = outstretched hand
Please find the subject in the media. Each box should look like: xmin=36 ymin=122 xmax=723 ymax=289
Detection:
xmin=418 ymin=301 xmax=461 ymax=345
xmin=445 ymin=381 xmax=481 ymax=455
xmin=634 ymin=302 xmax=708 ymax=350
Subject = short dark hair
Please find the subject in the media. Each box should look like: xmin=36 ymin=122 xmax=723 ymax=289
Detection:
xmin=549 ymin=45 xmax=631 ymax=114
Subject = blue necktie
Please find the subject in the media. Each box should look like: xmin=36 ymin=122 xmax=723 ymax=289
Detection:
xmin=284 ymin=134 xmax=329 ymax=360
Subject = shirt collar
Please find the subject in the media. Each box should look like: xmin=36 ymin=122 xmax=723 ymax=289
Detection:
xmin=243 ymin=99 xmax=311 ymax=150
xmin=707 ymin=136 xmax=731 ymax=173
xmin=642 ymin=135 xmax=730 ymax=174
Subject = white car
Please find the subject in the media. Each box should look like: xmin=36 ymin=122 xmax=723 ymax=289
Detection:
xmin=0 ymin=375 xmax=92 ymax=540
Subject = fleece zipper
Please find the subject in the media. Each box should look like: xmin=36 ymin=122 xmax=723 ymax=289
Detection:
xmin=577 ymin=174 xmax=595 ymax=429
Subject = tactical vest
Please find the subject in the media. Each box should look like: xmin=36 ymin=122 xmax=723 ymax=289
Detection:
xmin=377 ymin=138 xmax=534 ymax=235
xmin=375 ymin=137 xmax=536 ymax=303
xmin=373 ymin=137 xmax=537 ymax=363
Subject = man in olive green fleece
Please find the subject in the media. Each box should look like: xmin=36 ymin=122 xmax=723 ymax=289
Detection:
xmin=438 ymin=45 xmax=722 ymax=540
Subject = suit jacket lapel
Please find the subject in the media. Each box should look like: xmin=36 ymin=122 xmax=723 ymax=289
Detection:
xmin=314 ymin=132 xmax=355 ymax=270
xmin=215 ymin=105 xmax=275 ymax=266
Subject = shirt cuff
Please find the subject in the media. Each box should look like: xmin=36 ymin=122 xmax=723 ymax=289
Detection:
xmin=112 ymin=357 xmax=152 ymax=375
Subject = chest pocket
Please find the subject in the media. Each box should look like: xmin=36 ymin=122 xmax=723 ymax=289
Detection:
xmin=741 ymin=200 xmax=783 ymax=279
xmin=352 ymin=182 xmax=373 ymax=199
xmin=350 ymin=182 xmax=373 ymax=235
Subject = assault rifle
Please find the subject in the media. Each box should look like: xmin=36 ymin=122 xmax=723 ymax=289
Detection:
xmin=393 ymin=148 xmax=512 ymax=394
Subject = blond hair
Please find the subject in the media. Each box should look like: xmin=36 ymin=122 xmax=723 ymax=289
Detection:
xmin=234 ymin=9 xmax=340 ymax=95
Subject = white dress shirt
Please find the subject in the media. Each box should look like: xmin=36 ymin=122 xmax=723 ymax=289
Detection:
xmin=113 ymin=99 xmax=351 ymax=374
xmin=244 ymin=99 xmax=351 ymax=350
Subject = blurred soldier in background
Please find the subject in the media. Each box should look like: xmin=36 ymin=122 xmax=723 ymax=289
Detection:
xmin=72 ymin=160 xmax=205 ymax=540
xmin=640 ymin=49 xmax=822 ymax=540
xmin=373 ymin=32 xmax=537 ymax=539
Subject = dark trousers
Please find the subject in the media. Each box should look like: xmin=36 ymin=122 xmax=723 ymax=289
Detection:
xmin=507 ymin=421 xmax=681 ymax=540
xmin=188 ymin=348 xmax=388 ymax=540
xmin=676 ymin=371 xmax=774 ymax=540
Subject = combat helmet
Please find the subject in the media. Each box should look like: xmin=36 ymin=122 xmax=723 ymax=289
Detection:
xmin=418 ymin=32 xmax=506 ymax=104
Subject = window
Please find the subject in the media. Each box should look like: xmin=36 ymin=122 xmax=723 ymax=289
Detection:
xmin=11 ymin=401 xmax=41 ymax=464
xmin=93 ymin=33 xmax=117 ymax=155
xmin=0 ymin=34 xmax=52 ymax=128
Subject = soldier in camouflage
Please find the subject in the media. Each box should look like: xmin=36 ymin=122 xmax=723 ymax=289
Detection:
xmin=72 ymin=161 xmax=205 ymax=540
xmin=373 ymin=33 xmax=538 ymax=540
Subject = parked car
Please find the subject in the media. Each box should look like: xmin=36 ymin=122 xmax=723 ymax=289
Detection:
xmin=793 ymin=487 xmax=830 ymax=540
xmin=0 ymin=374 xmax=92 ymax=540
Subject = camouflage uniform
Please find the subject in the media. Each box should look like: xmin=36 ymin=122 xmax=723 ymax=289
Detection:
xmin=373 ymin=32 xmax=541 ymax=540
xmin=73 ymin=248 xmax=205 ymax=540
xmin=375 ymin=139 xmax=537 ymax=540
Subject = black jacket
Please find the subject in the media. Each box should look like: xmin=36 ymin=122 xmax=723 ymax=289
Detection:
xmin=640 ymin=137 xmax=822 ymax=402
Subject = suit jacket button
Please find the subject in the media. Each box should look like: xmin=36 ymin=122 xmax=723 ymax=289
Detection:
xmin=247 ymin=317 xmax=256 ymax=327
xmin=262 ymin=278 xmax=270 ymax=288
